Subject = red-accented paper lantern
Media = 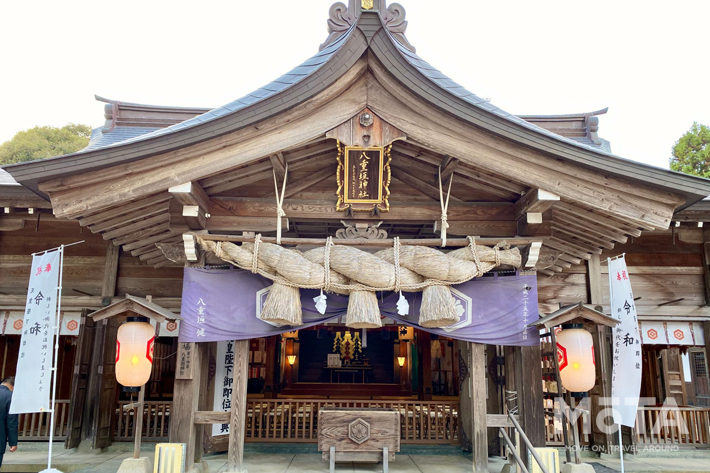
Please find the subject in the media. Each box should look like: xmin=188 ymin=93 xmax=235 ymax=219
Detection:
xmin=556 ymin=324 xmax=595 ymax=394
xmin=115 ymin=316 xmax=155 ymax=391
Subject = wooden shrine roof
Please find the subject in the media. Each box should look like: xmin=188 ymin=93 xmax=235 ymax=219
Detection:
xmin=5 ymin=3 xmax=710 ymax=204
xmin=2 ymin=1 xmax=710 ymax=273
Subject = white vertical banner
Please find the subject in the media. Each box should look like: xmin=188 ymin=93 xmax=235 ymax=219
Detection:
xmin=10 ymin=250 xmax=61 ymax=414
xmin=212 ymin=340 xmax=235 ymax=436
xmin=608 ymin=255 xmax=642 ymax=427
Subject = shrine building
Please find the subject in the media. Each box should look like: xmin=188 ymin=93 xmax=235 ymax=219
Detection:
xmin=2 ymin=1 xmax=710 ymax=471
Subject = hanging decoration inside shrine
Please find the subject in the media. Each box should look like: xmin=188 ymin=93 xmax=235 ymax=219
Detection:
xmin=333 ymin=330 xmax=363 ymax=364
xmin=198 ymin=234 xmax=521 ymax=330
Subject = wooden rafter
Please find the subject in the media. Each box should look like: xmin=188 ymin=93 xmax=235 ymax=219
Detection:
xmin=390 ymin=165 xmax=462 ymax=202
xmin=554 ymin=202 xmax=642 ymax=237
xmin=113 ymin=223 xmax=171 ymax=246
xmin=102 ymin=213 xmax=170 ymax=240
xmin=553 ymin=211 xmax=628 ymax=243
xmin=79 ymin=194 xmax=171 ymax=227
xmin=283 ymin=165 xmax=337 ymax=199
xmin=514 ymin=188 xmax=560 ymax=219
xmin=89 ymin=202 xmax=170 ymax=234
xmin=269 ymin=153 xmax=287 ymax=182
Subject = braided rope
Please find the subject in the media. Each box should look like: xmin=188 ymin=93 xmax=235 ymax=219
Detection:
xmin=323 ymin=236 xmax=333 ymax=293
xmin=251 ymin=234 xmax=261 ymax=274
xmin=467 ymin=236 xmax=483 ymax=277
xmin=393 ymin=236 xmax=402 ymax=293
xmin=200 ymin=235 xmax=518 ymax=292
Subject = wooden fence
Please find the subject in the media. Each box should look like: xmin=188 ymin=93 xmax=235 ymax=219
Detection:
xmin=17 ymin=400 xmax=70 ymax=440
xmin=243 ymin=399 xmax=459 ymax=444
xmin=635 ymin=407 xmax=710 ymax=446
xmin=114 ymin=401 xmax=172 ymax=441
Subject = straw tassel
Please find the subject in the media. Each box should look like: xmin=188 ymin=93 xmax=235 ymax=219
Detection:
xmin=259 ymin=283 xmax=302 ymax=326
xmin=419 ymin=285 xmax=460 ymax=328
xmin=346 ymin=291 xmax=383 ymax=329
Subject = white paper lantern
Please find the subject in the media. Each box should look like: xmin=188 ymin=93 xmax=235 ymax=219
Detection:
xmin=115 ymin=317 xmax=155 ymax=391
xmin=556 ymin=325 xmax=595 ymax=394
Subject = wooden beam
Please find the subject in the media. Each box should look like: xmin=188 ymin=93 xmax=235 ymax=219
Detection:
xmin=544 ymin=239 xmax=592 ymax=260
xmin=206 ymin=216 xmax=289 ymax=233
xmin=101 ymin=243 xmax=120 ymax=298
xmin=283 ymin=165 xmax=336 ymax=199
xmin=517 ymin=212 xmax=543 ymax=236
xmin=519 ymin=345 xmax=545 ymax=466
xmin=125 ymin=231 xmax=179 ymax=254
xmin=183 ymin=205 xmax=207 ymax=230
xmin=554 ymin=202 xmax=643 ymax=237
xmin=469 ymin=343 xmax=488 ymax=473
xmin=438 ymin=155 xmax=458 ymax=186
xmin=552 ymin=224 xmax=614 ymax=250
xmin=587 ymin=254 xmax=604 ymax=305
xmin=210 ymin=198 xmax=514 ymax=222
xmin=168 ymin=181 xmax=210 ymax=211
xmin=0 ymin=219 xmax=25 ymax=232
xmin=79 ymin=194 xmax=171 ymax=227
xmin=130 ymin=235 xmax=183 ymax=257
xmin=89 ymin=202 xmax=170 ymax=234
xmin=270 ymin=153 xmax=287 ymax=182
xmin=514 ymin=188 xmax=560 ymax=219
xmin=227 ymin=340 xmax=249 ymax=472
xmin=102 ymin=213 xmax=170 ymax=240
xmin=195 ymin=233 xmax=543 ymax=247
xmin=550 ymin=235 xmax=603 ymax=255
xmin=113 ymin=223 xmax=171 ymax=246
xmin=553 ymin=211 xmax=628 ymax=244
xmin=394 ymin=141 xmax=526 ymax=195
xmin=391 ymin=164 xmax=462 ymax=202
xmin=171 ymin=342 xmax=206 ymax=472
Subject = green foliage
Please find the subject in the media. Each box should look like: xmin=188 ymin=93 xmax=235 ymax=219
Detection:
xmin=0 ymin=124 xmax=92 ymax=165
xmin=669 ymin=122 xmax=710 ymax=178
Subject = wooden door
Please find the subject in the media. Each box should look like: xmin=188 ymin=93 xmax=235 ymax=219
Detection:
xmin=661 ymin=348 xmax=687 ymax=406
xmin=689 ymin=349 xmax=709 ymax=407
xmin=65 ymin=310 xmax=94 ymax=449
xmin=92 ymin=318 xmax=119 ymax=449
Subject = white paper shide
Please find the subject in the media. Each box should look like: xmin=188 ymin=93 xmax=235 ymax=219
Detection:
xmin=10 ymin=250 xmax=61 ymax=414
xmin=608 ymin=255 xmax=643 ymax=427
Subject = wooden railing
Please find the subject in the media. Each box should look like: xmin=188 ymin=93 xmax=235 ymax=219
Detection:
xmin=18 ymin=400 xmax=70 ymax=440
xmin=243 ymin=399 xmax=459 ymax=444
xmin=114 ymin=401 xmax=172 ymax=441
xmin=635 ymin=407 xmax=710 ymax=446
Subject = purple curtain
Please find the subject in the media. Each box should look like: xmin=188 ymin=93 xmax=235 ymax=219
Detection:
xmin=179 ymin=267 xmax=539 ymax=346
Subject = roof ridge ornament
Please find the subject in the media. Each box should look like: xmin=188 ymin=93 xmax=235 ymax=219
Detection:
xmin=319 ymin=0 xmax=415 ymax=53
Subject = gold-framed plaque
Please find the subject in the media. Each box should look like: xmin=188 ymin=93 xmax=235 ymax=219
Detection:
xmin=336 ymin=143 xmax=391 ymax=212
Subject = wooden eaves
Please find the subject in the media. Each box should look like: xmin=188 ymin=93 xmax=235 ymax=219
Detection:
xmin=90 ymin=294 xmax=181 ymax=323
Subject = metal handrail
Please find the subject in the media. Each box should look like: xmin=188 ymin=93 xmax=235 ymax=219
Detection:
xmin=507 ymin=411 xmax=550 ymax=473
xmin=500 ymin=427 xmax=529 ymax=473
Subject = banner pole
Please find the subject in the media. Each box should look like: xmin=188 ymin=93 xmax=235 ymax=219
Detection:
xmin=618 ymin=425 xmax=625 ymax=473
xmin=46 ymin=245 xmax=65 ymax=470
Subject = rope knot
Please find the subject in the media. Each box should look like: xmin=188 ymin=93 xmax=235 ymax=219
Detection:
xmin=251 ymin=234 xmax=262 ymax=274
xmin=323 ymin=236 xmax=333 ymax=293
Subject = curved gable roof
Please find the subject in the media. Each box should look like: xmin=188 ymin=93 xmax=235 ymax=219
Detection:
xmin=4 ymin=2 xmax=710 ymax=207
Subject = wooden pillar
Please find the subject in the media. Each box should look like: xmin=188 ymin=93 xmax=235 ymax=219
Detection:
xmin=587 ymin=253 xmax=614 ymax=453
xmin=418 ymin=331 xmax=432 ymax=400
xmin=171 ymin=342 xmax=206 ymax=471
xmin=263 ymin=336 xmax=277 ymax=398
xmin=226 ymin=340 xmax=249 ymax=473
xmin=469 ymin=342 xmax=489 ymax=473
xmin=458 ymin=341 xmax=473 ymax=451
xmin=101 ymin=243 xmax=120 ymax=299
xmin=519 ymin=345 xmax=545 ymax=466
